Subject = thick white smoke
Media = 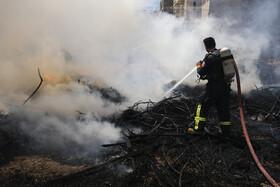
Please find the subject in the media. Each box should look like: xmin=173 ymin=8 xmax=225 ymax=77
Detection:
xmin=12 ymin=106 xmax=121 ymax=154
xmin=0 ymin=0 xmax=279 ymax=154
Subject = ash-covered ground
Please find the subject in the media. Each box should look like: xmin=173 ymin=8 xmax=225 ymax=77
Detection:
xmin=0 ymin=83 xmax=280 ymax=186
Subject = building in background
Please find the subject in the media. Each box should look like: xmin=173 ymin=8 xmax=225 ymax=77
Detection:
xmin=160 ymin=0 xmax=247 ymax=19
xmin=161 ymin=0 xmax=210 ymax=18
xmin=160 ymin=0 xmax=174 ymax=14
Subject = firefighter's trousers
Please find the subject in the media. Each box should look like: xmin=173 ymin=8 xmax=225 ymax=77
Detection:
xmin=194 ymin=80 xmax=231 ymax=133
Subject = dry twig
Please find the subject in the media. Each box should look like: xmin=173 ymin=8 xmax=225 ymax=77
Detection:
xmin=23 ymin=68 xmax=43 ymax=105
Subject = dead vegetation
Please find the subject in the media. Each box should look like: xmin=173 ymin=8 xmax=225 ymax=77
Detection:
xmin=0 ymin=84 xmax=280 ymax=186
xmin=46 ymin=85 xmax=280 ymax=186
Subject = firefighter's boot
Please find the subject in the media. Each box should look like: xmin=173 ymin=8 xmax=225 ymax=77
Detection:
xmin=188 ymin=121 xmax=205 ymax=135
xmin=220 ymin=122 xmax=231 ymax=137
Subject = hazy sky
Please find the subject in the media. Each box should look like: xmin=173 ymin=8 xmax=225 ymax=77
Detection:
xmin=146 ymin=0 xmax=160 ymax=11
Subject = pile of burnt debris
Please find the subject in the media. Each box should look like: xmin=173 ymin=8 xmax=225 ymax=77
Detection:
xmin=75 ymin=75 xmax=126 ymax=104
xmin=47 ymin=84 xmax=280 ymax=186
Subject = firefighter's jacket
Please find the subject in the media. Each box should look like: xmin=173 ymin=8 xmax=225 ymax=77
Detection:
xmin=198 ymin=49 xmax=224 ymax=82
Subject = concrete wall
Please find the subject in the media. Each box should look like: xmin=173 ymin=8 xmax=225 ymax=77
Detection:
xmin=201 ymin=0 xmax=210 ymax=17
xmin=173 ymin=0 xmax=206 ymax=18
xmin=173 ymin=0 xmax=185 ymax=17
xmin=183 ymin=0 xmax=204 ymax=18
xmin=185 ymin=0 xmax=203 ymax=6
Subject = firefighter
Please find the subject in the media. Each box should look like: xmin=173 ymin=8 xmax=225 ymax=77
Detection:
xmin=188 ymin=37 xmax=231 ymax=136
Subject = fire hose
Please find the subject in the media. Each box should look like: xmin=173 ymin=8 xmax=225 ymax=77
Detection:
xmin=233 ymin=59 xmax=279 ymax=187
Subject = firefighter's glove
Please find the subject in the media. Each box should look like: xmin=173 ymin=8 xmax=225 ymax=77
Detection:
xmin=196 ymin=61 xmax=202 ymax=69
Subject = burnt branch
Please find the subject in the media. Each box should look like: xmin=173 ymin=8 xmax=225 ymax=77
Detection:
xmin=23 ymin=68 xmax=43 ymax=105
xmin=179 ymin=160 xmax=189 ymax=187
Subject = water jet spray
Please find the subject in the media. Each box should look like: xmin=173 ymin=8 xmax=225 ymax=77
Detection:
xmin=163 ymin=66 xmax=197 ymax=98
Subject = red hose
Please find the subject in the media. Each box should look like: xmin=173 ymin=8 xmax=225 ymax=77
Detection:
xmin=233 ymin=59 xmax=279 ymax=187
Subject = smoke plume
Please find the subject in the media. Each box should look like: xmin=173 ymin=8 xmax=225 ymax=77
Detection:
xmin=0 ymin=0 xmax=279 ymax=154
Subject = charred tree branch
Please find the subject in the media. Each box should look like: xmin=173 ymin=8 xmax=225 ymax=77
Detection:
xmin=23 ymin=68 xmax=43 ymax=105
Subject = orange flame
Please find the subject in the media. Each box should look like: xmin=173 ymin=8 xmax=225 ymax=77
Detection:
xmin=44 ymin=74 xmax=52 ymax=82
xmin=44 ymin=73 xmax=70 ymax=84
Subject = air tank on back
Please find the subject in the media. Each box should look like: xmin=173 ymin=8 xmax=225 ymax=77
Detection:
xmin=220 ymin=47 xmax=235 ymax=81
